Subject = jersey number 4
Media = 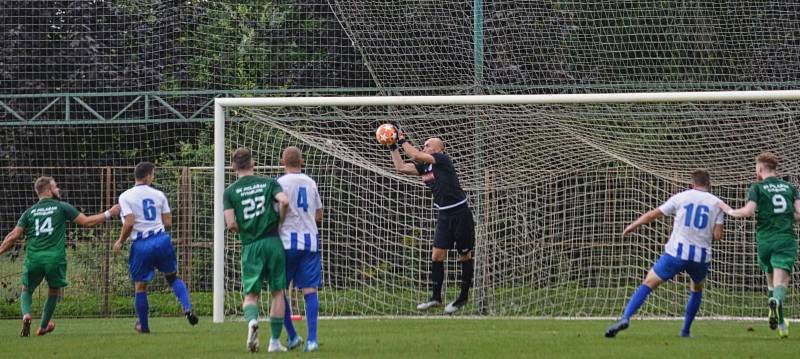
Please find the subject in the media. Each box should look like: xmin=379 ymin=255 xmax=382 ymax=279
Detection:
xmin=683 ymin=204 xmax=710 ymax=229
xmin=297 ymin=187 xmax=309 ymax=212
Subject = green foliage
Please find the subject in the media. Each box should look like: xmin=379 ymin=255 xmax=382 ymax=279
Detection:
xmin=185 ymin=1 xmax=324 ymax=90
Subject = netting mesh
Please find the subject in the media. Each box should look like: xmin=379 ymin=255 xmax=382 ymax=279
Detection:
xmin=218 ymin=101 xmax=800 ymax=317
xmin=3 ymin=1 xmax=800 ymax=98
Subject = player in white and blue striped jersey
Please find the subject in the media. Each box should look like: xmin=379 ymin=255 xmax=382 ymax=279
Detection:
xmin=605 ymin=170 xmax=725 ymax=338
xmin=277 ymin=147 xmax=323 ymax=352
xmin=113 ymin=162 xmax=197 ymax=333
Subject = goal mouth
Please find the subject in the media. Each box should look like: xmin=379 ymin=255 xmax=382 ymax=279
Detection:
xmin=212 ymin=91 xmax=800 ymax=322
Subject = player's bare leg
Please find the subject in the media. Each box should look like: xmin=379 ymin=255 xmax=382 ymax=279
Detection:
xmin=606 ymin=269 xmax=664 ymax=338
xmin=418 ymin=248 xmax=446 ymax=310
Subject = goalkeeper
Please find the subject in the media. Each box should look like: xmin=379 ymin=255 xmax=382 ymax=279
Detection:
xmin=387 ymin=124 xmax=475 ymax=314
xmin=606 ymin=170 xmax=724 ymax=338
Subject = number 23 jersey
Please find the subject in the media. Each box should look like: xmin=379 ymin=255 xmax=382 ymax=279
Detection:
xmin=224 ymin=175 xmax=283 ymax=245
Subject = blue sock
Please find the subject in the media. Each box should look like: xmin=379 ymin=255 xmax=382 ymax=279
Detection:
xmin=135 ymin=292 xmax=149 ymax=331
xmin=622 ymin=284 xmax=652 ymax=320
xmin=305 ymin=292 xmax=319 ymax=343
xmin=170 ymin=279 xmax=192 ymax=312
xmin=682 ymin=291 xmax=702 ymax=335
xmin=283 ymin=296 xmax=298 ymax=340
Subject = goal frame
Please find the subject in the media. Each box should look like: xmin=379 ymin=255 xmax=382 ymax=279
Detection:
xmin=212 ymin=89 xmax=800 ymax=323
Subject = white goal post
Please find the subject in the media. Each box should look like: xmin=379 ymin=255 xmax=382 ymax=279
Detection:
xmin=213 ymin=90 xmax=800 ymax=323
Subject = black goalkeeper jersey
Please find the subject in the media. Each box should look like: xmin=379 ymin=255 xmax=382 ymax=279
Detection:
xmin=415 ymin=152 xmax=468 ymax=210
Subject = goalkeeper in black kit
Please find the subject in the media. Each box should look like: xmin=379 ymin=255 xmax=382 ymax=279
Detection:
xmin=386 ymin=124 xmax=476 ymax=314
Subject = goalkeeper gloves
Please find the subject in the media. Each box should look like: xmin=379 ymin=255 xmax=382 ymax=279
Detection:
xmin=391 ymin=122 xmax=408 ymax=146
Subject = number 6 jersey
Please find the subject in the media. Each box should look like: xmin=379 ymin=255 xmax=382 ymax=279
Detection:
xmin=119 ymin=184 xmax=171 ymax=241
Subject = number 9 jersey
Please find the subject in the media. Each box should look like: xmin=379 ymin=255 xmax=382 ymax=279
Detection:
xmin=748 ymin=176 xmax=798 ymax=243
xmin=223 ymin=175 xmax=283 ymax=245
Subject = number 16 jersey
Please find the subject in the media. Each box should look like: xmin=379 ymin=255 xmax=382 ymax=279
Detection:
xmin=658 ymin=189 xmax=725 ymax=264
xmin=223 ymin=175 xmax=283 ymax=245
xmin=748 ymin=176 xmax=798 ymax=243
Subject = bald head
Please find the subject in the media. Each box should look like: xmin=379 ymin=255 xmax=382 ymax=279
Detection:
xmin=282 ymin=146 xmax=303 ymax=170
xmin=423 ymin=138 xmax=445 ymax=154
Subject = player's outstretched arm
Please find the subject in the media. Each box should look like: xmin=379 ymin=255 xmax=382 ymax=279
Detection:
xmin=389 ymin=147 xmax=418 ymax=175
xmin=75 ymin=204 xmax=120 ymax=228
xmin=0 ymin=226 xmax=24 ymax=256
xmin=401 ymin=142 xmax=436 ymax=164
xmin=622 ymin=208 xmax=664 ymax=237
xmin=719 ymin=201 xmax=756 ymax=218
xmin=113 ymin=213 xmax=135 ymax=254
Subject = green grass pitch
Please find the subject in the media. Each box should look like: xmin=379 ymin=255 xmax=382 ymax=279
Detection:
xmin=2 ymin=317 xmax=800 ymax=358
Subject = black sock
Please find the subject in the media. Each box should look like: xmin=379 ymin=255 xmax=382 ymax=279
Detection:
xmin=459 ymin=259 xmax=474 ymax=301
xmin=431 ymin=261 xmax=444 ymax=302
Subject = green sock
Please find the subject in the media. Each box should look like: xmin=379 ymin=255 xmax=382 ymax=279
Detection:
xmin=20 ymin=291 xmax=32 ymax=317
xmin=768 ymin=288 xmax=774 ymax=299
xmin=774 ymin=285 xmax=787 ymax=324
xmin=40 ymin=295 xmax=58 ymax=328
xmin=244 ymin=304 xmax=260 ymax=324
xmin=270 ymin=317 xmax=283 ymax=340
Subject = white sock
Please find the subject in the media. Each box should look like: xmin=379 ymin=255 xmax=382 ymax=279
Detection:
xmin=249 ymin=319 xmax=258 ymax=327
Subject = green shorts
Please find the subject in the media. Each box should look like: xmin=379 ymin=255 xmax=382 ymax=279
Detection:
xmin=757 ymin=238 xmax=798 ymax=273
xmin=21 ymin=261 xmax=68 ymax=289
xmin=241 ymin=237 xmax=286 ymax=294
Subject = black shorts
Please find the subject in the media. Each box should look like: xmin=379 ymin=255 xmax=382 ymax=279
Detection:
xmin=433 ymin=205 xmax=475 ymax=254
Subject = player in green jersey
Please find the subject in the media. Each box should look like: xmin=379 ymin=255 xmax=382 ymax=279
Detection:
xmin=0 ymin=176 xmax=120 ymax=337
xmin=223 ymin=148 xmax=290 ymax=353
xmin=721 ymin=152 xmax=800 ymax=338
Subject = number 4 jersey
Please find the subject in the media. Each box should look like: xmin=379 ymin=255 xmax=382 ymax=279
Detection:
xmin=223 ymin=175 xmax=283 ymax=245
xmin=748 ymin=176 xmax=798 ymax=243
xmin=119 ymin=184 xmax=171 ymax=241
xmin=17 ymin=198 xmax=80 ymax=264
xmin=658 ymin=189 xmax=725 ymax=264
xmin=277 ymin=173 xmax=323 ymax=252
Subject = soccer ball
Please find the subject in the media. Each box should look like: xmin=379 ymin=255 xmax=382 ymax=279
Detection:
xmin=375 ymin=123 xmax=398 ymax=146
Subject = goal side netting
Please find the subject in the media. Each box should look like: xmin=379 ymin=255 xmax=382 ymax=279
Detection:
xmin=212 ymin=91 xmax=800 ymax=322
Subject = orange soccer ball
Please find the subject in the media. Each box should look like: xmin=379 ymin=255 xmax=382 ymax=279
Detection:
xmin=375 ymin=123 xmax=398 ymax=146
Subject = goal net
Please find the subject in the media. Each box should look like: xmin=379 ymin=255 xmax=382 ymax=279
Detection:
xmin=213 ymin=91 xmax=800 ymax=321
